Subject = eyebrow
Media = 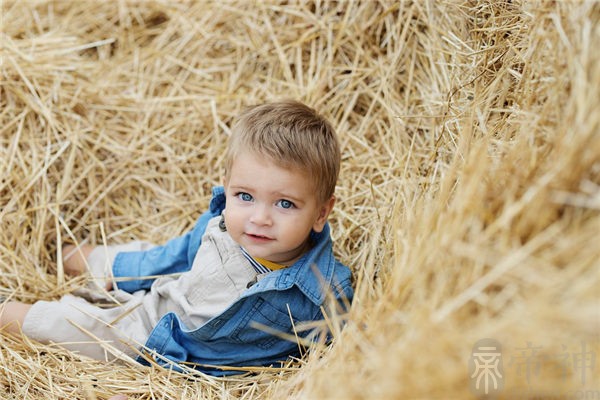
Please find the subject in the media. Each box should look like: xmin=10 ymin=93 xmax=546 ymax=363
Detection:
xmin=271 ymin=191 xmax=305 ymax=204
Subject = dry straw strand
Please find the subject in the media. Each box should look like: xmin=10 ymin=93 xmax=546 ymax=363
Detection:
xmin=2 ymin=1 xmax=599 ymax=399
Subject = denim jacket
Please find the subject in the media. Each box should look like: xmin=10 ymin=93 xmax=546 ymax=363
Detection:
xmin=111 ymin=187 xmax=354 ymax=375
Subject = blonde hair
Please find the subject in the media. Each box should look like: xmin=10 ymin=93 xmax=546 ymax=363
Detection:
xmin=225 ymin=100 xmax=340 ymax=203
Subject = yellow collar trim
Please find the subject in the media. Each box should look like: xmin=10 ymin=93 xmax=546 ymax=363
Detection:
xmin=254 ymin=257 xmax=287 ymax=270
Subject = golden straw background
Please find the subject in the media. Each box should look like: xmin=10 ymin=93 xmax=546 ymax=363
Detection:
xmin=1 ymin=1 xmax=599 ymax=399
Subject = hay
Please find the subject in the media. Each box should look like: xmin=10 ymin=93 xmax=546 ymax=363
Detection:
xmin=1 ymin=0 xmax=598 ymax=399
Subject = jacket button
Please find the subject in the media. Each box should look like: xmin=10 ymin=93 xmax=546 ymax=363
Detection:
xmin=246 ymin=277 xmax=257 ymax=288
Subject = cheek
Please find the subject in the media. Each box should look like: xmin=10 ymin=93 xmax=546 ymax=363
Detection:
xmin=224 ymin=207 xmax=242 ymax=230
xmin=284 ymin=215 xmax=316 ymax=237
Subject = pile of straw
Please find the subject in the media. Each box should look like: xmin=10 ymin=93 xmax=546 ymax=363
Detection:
xmin=2 ymin=1 xmax=598 ymax=398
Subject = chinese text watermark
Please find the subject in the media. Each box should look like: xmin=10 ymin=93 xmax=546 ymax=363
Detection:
xmin=469 ymin=339 xmax=597 ymax=398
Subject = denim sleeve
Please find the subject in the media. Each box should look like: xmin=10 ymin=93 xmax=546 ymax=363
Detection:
xmin=113 ymin=187 xmax=226 ymax=293
xmin=112 ymin=215 xmax=204 ymax=292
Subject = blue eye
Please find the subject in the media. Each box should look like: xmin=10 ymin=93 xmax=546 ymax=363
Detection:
xmin=238 ymin=192 xmax=253 ymax=202
xmin=277 ymin=199 xmax=294 ymax=209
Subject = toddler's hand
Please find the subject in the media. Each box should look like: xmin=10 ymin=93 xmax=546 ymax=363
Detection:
xmin=63 ymin=244 xmax=114 ymax=291
xmin=62 ymin=244 xmax=94 ymax=276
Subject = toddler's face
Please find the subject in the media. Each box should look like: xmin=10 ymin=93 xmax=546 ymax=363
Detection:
xmin=223 ymin=151 xmax=333 ymax=265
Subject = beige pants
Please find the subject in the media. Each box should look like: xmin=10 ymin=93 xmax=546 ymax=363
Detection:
xmin=22 ymin=243 xmax=155 ymax=362
xmin=22 ymin=289 xmax=153 ymax=362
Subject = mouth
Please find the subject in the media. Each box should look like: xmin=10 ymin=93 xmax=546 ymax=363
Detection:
xmin=245 ymin=233 xmax=274 ymax=242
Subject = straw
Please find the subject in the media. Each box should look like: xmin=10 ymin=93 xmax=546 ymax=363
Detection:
xmin=2 ymin=1 xmax=599 ymax=398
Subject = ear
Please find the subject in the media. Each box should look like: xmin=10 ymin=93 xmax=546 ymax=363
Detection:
xmin=312 ymin=196 xmax=336 ymax=233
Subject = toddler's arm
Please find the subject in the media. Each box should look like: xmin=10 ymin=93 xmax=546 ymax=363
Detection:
xmin=61 ymin=224 xmax=205 ymax=292
xmin=62 ymin=202 xmax=222 ymax=293
xmin=61 ymin=232 xmax=198 ymax=293
xmin=110 ymin=209 xmax=219 ymax=292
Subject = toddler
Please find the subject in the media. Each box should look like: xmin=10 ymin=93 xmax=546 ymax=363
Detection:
xmin=0 ymin=100 xmax=353 ymax=375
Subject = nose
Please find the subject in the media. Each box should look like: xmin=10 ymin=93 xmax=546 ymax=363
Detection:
xmin=249 ymin=204 xmax=272 ymax=226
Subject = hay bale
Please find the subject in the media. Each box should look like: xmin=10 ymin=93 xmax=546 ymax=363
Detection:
xmin=1 ymin=1 xmax=598 ymax=398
